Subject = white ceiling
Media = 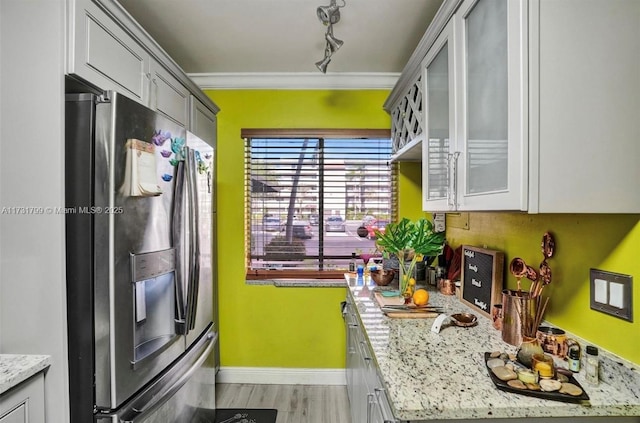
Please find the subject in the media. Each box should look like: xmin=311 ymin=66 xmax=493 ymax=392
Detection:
xmin=117 ymin=0 xmax=444 ymax=78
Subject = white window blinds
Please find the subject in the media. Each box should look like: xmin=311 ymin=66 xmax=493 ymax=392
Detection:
xmin=243 ymin=129 xmax=396 ymax=277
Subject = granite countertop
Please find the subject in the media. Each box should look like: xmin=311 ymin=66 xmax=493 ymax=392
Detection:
xmin=0 ymin=354 xmax=51 ymax=395
xmin=347 ymin=282 xmax=640 ymax=421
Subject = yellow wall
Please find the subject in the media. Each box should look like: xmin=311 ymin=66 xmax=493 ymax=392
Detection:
xmin=207 ymin=88 xmax=639 ymax=368
xmin=446 ymin=212 xmax=639 ymax=364
xmin=400 ymin=166 xmax=640 ymax=364
xmin=206 ymin=89 xmax=391 ymax=368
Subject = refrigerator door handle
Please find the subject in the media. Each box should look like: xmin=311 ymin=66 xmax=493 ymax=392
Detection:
xmin=113 ymin=329 xmax=217 ymax=423
xmin=185 ymin=148 xmax=201 ymax=331
xmin=172 ymin=160 xmax=187 ymax=333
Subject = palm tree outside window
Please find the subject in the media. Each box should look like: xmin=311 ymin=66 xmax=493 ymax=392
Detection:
xmin=243 ymin=129 xmax=397 ymax=280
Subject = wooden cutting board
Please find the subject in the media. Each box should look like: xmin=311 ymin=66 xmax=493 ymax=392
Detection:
xmin=374 ymin=292 xmax=440 ymax=319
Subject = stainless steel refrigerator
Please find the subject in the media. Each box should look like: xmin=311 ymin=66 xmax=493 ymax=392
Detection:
xmin=65 ymin=91 xmax=218 ymax=422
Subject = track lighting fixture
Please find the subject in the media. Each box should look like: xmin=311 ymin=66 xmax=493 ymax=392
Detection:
xmin=315 ymin=0 xmax=346 ymax=73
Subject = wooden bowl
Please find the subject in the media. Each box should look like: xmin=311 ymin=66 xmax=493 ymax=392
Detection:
xmin=370 ymin=269 xmax=395 ymax=286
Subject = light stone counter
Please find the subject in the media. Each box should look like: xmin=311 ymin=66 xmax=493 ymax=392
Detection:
xmin=0 ymin=354 xmax=51 ymax=395
xmin=347 ymin=283 xmax=640 ymax=421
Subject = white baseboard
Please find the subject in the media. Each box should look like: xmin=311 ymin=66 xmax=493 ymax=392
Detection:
xmin=217 ymin=367 xmax=346 ymax=386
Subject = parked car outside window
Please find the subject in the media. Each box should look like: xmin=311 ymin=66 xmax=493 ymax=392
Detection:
xmin=281 ymin=220 xmax=313 ymax=239
xmin=263 ymin=217 xmax=282 ymax=232
xmin=325 ymin=216 xmax=346 ymax=232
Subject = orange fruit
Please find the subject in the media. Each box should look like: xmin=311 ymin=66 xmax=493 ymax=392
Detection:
xmin=413 ymin=289 xmax=429 ymax=306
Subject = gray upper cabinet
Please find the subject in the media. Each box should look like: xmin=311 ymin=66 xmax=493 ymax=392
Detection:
xmin=388 ymin=0 xmax=640 ymax=213
xmin=68 ymin=0 xmax=150 ymax=103
xmin=149 ymin=61 xmax=190 ymax=127
xmin=67 ymin=0 xmax=218 ymax=129
xmin=189 ymin=96 xmax=217 ymax=148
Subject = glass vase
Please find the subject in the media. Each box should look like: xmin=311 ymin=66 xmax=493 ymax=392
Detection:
xmin=517 ymin=336 xmax=544 ymax=368
xmin=398 ymin=250 xmax=416 ymax=303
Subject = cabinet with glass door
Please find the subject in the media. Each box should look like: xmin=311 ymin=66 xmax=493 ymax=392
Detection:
xmin=422 ymin=0 xmax=527 ymax=212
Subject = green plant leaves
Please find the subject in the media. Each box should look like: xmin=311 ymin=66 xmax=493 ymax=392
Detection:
xmin=374 ymin=217 xmax=445 ymax=258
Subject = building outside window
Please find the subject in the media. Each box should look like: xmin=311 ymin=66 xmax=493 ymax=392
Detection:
xmin=243 ymin=129 xmax=397 ymax=279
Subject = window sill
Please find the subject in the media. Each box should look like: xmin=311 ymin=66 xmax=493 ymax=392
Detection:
xmin=246 ymin=278 xmax=348 ymax=288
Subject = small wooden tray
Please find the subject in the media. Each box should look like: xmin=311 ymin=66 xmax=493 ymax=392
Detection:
xmin=484 ymin=352 xmax=590 ymax=404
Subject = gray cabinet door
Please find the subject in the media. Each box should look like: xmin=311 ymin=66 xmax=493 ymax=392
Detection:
xmin=150 ymin=61 xmax=190 ymax=127
xmin=0 ymin=373 xmax=45 ymax=423
xmin=190 ymin=96 xmax=217 ymax=147
xmin=69 ymin=0 xmax=150 ymax=103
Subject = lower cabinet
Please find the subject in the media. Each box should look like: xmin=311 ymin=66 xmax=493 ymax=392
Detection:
xmin=344 ymin=297 xmax=397 ymax=423
xmin=0 ymin=373 xmax=45 ymax=423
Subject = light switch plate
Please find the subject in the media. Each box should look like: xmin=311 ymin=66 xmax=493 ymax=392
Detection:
xmin=590 ymin=269 xmax=633 ymax=322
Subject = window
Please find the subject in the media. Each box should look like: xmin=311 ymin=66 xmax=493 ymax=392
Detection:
xmin=243 ymin=129 xmax=397 ymax=279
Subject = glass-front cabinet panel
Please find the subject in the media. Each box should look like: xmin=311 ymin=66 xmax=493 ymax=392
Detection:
xmin=455 ymin=0 xmax=527 ymax=211
xmin=465 ymin=0 xmax=508 ymax=194
xmin=422 ymin=21 xmax=456 ymax=211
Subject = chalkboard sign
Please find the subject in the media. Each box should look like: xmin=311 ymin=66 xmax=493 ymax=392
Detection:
xmin=460 ymin=246 xmax=504 ymax=318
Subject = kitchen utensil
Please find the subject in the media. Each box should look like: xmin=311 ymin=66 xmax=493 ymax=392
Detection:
xmin=380 ymin=307 xmax=443 ymax=314
xmin=381 ymin=304 xmax=444 ymax=311
xmin=542 ymin=232 xmax=556 ymax=258
xmin=509 ymin=257 xmax=538 ymax=292
xmin=492 ymin=304 xmax=503 ymax=330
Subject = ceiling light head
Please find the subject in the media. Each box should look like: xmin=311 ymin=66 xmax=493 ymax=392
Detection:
xmin=325 ymin=30 xmax=344 ymax=52
xmin=316 ymin=0 xmax=345 ymax=25
xmin=317 ymin=5 xmax=340 ymax=25
xmin=315 ymin=0 xmax=345 ymax=73
xmin=315 ymin=55 xmax=332 ymax=73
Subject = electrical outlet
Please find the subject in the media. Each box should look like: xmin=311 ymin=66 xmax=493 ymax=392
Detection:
xmin=590 ymin=269 xmax=633 ymax=322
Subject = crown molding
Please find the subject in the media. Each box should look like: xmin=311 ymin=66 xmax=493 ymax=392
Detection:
xmin=187 ymin=72 xmax=400 ymax=90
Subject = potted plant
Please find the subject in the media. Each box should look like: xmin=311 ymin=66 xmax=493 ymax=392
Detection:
xmin=374 ymin=218 xmax=445 ymax=300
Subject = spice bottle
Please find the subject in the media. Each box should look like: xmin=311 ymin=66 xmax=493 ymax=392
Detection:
xmin=567 ymin=342 xmax=581 ymax=373
xmin=349 ymin=253 xmax=356 ymax=272
xmin=585 ymin=345 xmax=599 ymax=385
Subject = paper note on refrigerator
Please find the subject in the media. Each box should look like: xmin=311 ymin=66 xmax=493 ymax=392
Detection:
xmin=120 ymin=139 xmax=162 ymax=197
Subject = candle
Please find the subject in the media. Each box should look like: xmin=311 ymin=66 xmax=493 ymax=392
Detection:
xmin=532 ymin=354 xmax=555 ymax=378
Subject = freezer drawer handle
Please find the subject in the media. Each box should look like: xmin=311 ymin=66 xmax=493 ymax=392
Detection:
xmin=117 ymin=330 xmax=217 ymax=423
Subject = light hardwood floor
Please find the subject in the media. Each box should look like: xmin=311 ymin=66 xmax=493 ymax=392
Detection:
xmin=215 ymin=383 xmax=352 ymax=423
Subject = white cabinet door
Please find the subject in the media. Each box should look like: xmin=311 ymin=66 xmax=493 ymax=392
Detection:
xmin=531 ymin=0 xmax=640 ymax=213
xmin=149 ymin=60 xmax=190 ymax=127
xmin=454 ymin=0 xmax=527 ymax=211
xmin=0 ymin=373 xmax=45 ymax=423
xmin=422 ymin=20 xmax=456 ymax=211
xmin=68 ymin=0 xmax=150 ymax=103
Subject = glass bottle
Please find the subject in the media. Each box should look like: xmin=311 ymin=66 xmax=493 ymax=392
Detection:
xmin=585 ymin=346 xmax=599 ymax=385
xmin=349 ymin=253 xmax=356 ymax=273
xmin=567 ymin=342 xmax=581 ymax=373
